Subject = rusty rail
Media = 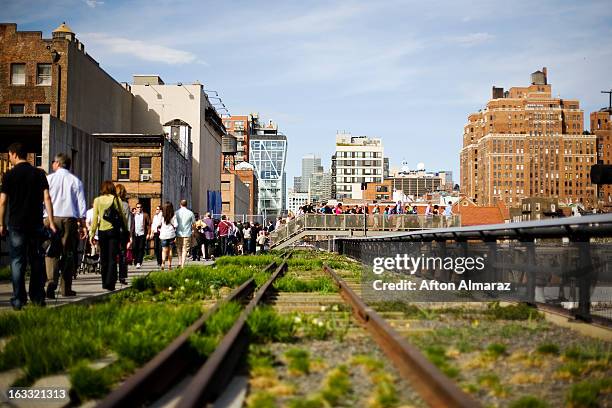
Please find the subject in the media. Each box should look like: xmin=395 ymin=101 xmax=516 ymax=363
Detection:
xmin=176 ymin=258 xmax=289 ymax=408
xmin=96 ymin=259 xmax=281 ymax=408
xmin=323 ymin=264 xmax=480 ymax=408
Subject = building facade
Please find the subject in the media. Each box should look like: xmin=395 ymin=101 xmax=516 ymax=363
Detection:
xmin=223 ymin=115 xmax=251 ymax=163
xmin=591 ymin=108 xmax=612 ymax=210
xmin=332 ymin=132 xmax=384 ymax=200
xmin=221 ymin=172 xmax=250 ymax=219
xmin=233 ymin=161 xmax=259 ymax=216
xmin=460 ymin=68 xmax=596 ymax=208
xmin=309 ymin=171 xmax=332 ymax=202
xmin=130 ymin=74 xmax=223 ymax=215
xmin=249 ymin=118 xmax=287 ymax=219
xmin=287 ymin=190 xmax=309 ymax=215
xmin=94 ymin=131 xmax=192 ymax=215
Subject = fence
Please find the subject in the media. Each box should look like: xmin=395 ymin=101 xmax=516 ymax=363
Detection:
xmin=329 ymin=214 xmax=612 ymax=323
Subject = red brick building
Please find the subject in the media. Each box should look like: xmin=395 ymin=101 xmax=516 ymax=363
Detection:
xmin=591 ymin=108 xmax=612 ymax=210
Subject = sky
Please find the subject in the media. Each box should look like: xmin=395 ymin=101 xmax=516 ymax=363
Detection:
xmin=5 ymin=0 xmax=612 ymax=186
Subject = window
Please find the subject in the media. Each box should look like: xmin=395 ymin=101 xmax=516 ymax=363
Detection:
xmin=9 ymin=104 xmax=25 ymax=114
xmin=139 ymin=156 xmax=152 ymax=178
xmin=11 ymin=64 xmax=26 ymax=85
xmin=36 ymin=104 xmax=51 ymax=114
xmin=36 ymin=64 xmax=52 ymax=85
xmin=118 ymin=157 xmax=130 ymax=181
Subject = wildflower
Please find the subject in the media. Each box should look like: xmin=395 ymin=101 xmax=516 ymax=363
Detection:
xmin=331 ymin=305 xmax=339 ymax=312
xmin=185 ymin=278 xmax=190 ymax=283
xmin=294 ymin=316 xmax=302 ymax=324
xmin=472 ymin=320 xmax=479 ymax=328
xmin=317 ymin=321 xmax=324 ymax=327
xmin=168 ymin=287 xmax=173 ymax=291
xmin=180 ymin=286 xmax=185 ymax=291
xmin=152 ymin=297 xmax=157 ymax=302
xmin=320 ymin=306 xmax=327 ymax=312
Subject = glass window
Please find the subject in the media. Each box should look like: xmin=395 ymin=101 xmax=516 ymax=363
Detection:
xmin=36 ymin=104 xmax=51 ymax=114
xmin=139 ymin=156 xmax=152 ymax=177
xmin=9 ymin=104 xmax=25 ymax=114
xmin=118 ymin=157 xmax=130 ymax=181
xmin=36 ymin=64 xmax=52 ymax=85
xmin=11 ymin=64 xmax=26 ymax=85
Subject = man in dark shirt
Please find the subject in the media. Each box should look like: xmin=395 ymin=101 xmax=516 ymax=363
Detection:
xmin=0 ymin=143 xmax=57 ymax=310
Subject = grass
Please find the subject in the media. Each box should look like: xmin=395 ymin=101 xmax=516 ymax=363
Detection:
xmin=423 ymin=345 xmax=460 ymax=379
xmin=0 ymin=302 xmax=200 ymax=386
xmin=509 ymin=395 xmax=549 ymax=408
xmin=320 ymin=365 xmax=352 ymax=405
xmin=0 ymin=265 xmax=11 ymax=281
xmin=484 ymin=302 xmax=542 ymax=321
xmin=284 ymin=348 xmax=310 ymax=375
xmin=565 ymin=378 xmax=612 ymax=408
xmin=273 ymin=275 xmax=337 ymax=293
xmin=485 ymin=343 xmax=507 ymax=358
xmin=189 ymin=302 xmax=243 ymax=358
xmin=536 ymin=342 xmax=560 ymax=355
xmin=247 ymin=306 xmax=296 ymax=343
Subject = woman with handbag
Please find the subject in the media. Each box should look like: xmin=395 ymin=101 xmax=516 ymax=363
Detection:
xmin=115 ymin=184 xmax=133 ymax=285
xmin=89 ymin=180 xmax=129 ymax=291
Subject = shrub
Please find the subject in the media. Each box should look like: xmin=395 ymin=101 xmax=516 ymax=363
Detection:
xmin=247 ymin=307 xmax=296 ymax=343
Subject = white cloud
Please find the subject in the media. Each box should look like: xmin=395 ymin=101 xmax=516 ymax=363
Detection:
xmin=81 ymin=33 xmax=200 ymax=65
xmin=84 ymin=0 xmax=104 ymax=8
xmin=448 ymin=32 xmax=495 ymax=47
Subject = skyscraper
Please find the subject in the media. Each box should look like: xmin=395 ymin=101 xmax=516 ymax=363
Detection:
xmin=298 ymin=154 xmax=322 ymax=193
xmin=460 ymin=68 xmax=596 ymax=207
xmin=249 ymin=115 xmax=287 ymax=219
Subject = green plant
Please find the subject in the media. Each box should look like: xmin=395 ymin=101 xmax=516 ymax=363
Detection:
xmin=247 ymin=306 xmax=296 ymax=343
xmin=288 ymin=396 xmax=325 ymax=408
xmin=509 ymin=395 xmax=549 ymax=408
xmin=284 ymin=348 xmax=310 ymax=375
xmin=248 ymin=345 xmax=275 ymax=369
xmin=273 ymin=275 xmax=337 ymax=293
xmin=423 ymin=345 xmax=460 ymax=378
xmin=189 ymin=302 xmax=242 ymax=358
xmin=565 ymin=378 xmax=612 ymax=408
xmin=485 ymin=302 xmax=542 ymax=321
xmin=69 ymin=361 xmax=113 ymax=401
xmin=486 ymin=343 xmax=507 ymax=358
xmin=320 ymin=365 xmax=351 ymax=405
xmin=0 ymin=266 xmax=11 ymax=281
xmin=536 ymin=343 xmax=560 ymax=355
xmin=247 ymin=391 xmax=277 ymax=408
xmin=369 ymin=372 xmax=399 ymax=408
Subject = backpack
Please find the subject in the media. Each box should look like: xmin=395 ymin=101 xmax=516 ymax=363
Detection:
xmin=103 ymin=198 xmax=129 ymax=242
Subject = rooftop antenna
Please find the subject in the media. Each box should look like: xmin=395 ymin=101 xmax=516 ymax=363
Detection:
xmin=602 ymin=89 xmax=612 ymax=111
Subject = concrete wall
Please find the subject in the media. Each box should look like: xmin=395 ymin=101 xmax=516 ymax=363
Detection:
xmin=131 ymin=82 xmax=221 ymax=213
xmin=162 ymin=140 xmax=193 ymax=213
xmin=65 ymin=46 xmax=133 ymax=134
xmin=43 ymin=115 xmax=112 ymax=206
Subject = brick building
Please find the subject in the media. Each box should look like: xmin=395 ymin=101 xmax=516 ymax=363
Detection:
xmin=222 ymin=115 xmax=251 ymax=163
xmin=591 ymin=108 xmax=612 ymax=210
xmin=460 ymin=68 xmax=597 ymax=208
xmin=452 ymin=196 xmax=509 ymax=226
xmin=233 ymin=161 xmax=259 ymax=216
xmin=220 ymin=172 xmax=250 ymax=220
xmin=94 ymin=127 xmax=192 ymax=215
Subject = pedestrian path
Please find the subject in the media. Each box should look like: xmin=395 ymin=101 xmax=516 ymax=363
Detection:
xmin=0 ymin=258 xmax=214 ymax=311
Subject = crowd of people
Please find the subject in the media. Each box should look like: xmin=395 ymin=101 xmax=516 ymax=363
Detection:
xmin=0 ymin=143 xmax=273 ymax=311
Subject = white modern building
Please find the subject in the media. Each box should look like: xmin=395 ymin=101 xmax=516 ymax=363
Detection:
xmin=309 ymin=171 xmax=332 ymax=202
xmin=129 ymin=75 xmax=223 ymax=214
xmin=249 ymin=118 xmax=287 ymax=220
xmin=287 ymin=189 xmax=310 ymax=214
xmin=332 ymin=132 xmax=384 ymax=200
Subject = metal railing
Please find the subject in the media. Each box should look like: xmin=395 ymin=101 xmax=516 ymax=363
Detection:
xmin=332 ymin=214 xmax=612 ymax=323
xmin=270 ymin=214 xmax=461 ymax=246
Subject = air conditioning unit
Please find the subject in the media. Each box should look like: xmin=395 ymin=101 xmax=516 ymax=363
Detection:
xmin=140 ymin=174 xmax=151 ymax=182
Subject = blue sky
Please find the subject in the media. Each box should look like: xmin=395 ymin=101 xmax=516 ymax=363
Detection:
xmin=5 ymin=0 xmax=612 ymax=186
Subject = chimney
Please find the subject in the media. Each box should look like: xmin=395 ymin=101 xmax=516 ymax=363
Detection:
xmin=542 ymin=67 xmax=547 ymax=84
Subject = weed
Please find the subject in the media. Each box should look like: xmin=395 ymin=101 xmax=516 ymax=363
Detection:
xmin=485 ymin=343 xmax=507 ymax=358
xmin=273 ymin=275 xmax=337 ymax=293
xmin=368 ymin=372 xmax=399 ymax=408
xmin=565 ymin=378 xmax=612 ymax=408
xmin=248 ymin=307 xmax=296 ymax=343
xmin=69 ymin=361 xmax=113 ymax=401
xmin=477 ymin=372 xmax=508 ymax=397
xmin=351 ymin=355 xmax=385 ymax=373
xmin=0 ymin=266 xmax=11 ymax=281
xmin=485 ymin=302 xmax=542 ymax=321
xmin=320 ymin=365 xmax=352 ymax=405
xmin=536 ymin=343 xmax=560 ymax=355
xmin=246 ymin=391 xmax=277 ymax=408
xmin=284 ymin=348 xmax=310 ymax=375
xmin=509 ymin=395 xmax=549 ymax=408
xmin=189 ymin=302 xmax=242 ymax=358
xmin=423 ymin=345 xmax=460 ymax=379
xmin=248 ymin=345 xmax=275 ymax=369
xmin=287 ymin=396 xmax=325 ymax=408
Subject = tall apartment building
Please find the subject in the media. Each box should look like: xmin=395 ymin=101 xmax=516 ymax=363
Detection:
xmin=591 ymin=108 xmax=612 ymax=208
xmin=309 ymin=171 xmax=332 ymax=202
xmin=130 ymin=75 xmax=224 ymax=214
xmin=223 ymin=115 xmax=250 ymax=162
xmin=332 ymin=132 xmax=384 ymax=200
xmin=295 ymin=154 xmax=323 ymax=193
xmin=287 ymin=189 xmax=309 ymax=214
xmin=249 ymin=116 xmax=287 ymax=219
xmin=460 ymin=68 xmax=596 ymax=207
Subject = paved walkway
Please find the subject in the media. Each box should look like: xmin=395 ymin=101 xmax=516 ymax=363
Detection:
xmin=0 ymin=258 xmax=214 ymax=311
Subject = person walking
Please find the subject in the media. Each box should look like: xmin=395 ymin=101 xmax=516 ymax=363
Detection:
xmin=89 ymin=180 xmax=128 ymax=291
xmin=130 ymin=202 xmax=150 ymax=269
xmin=159 ymin=201 xmax=177 ymax=270
xmin=175 ymin=199 xmax=195 ymax=268
xmin=43 ymin=153 xmax=86 ymax=299
xmin=217 ymin=215 xmax=232 ymax=256
xmin=202 ymin=212 xmax=215 ymax=260
xmin=0 ymin=143 xmax=57 ymax=310
xmin=149 ymin=205 xmax=163 ymax=267
xmin=249 ymin=222 xmax=260 ymax=254
xmin=115 ymin=184 xmax=132 ymax=285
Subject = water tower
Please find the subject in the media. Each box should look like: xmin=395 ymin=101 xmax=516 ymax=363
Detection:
xmin=222 ymin=134 xmax=238 ymax=171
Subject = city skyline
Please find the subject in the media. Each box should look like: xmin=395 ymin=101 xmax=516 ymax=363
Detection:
xmin=4 ymin=0 xmax=612 ymax=187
